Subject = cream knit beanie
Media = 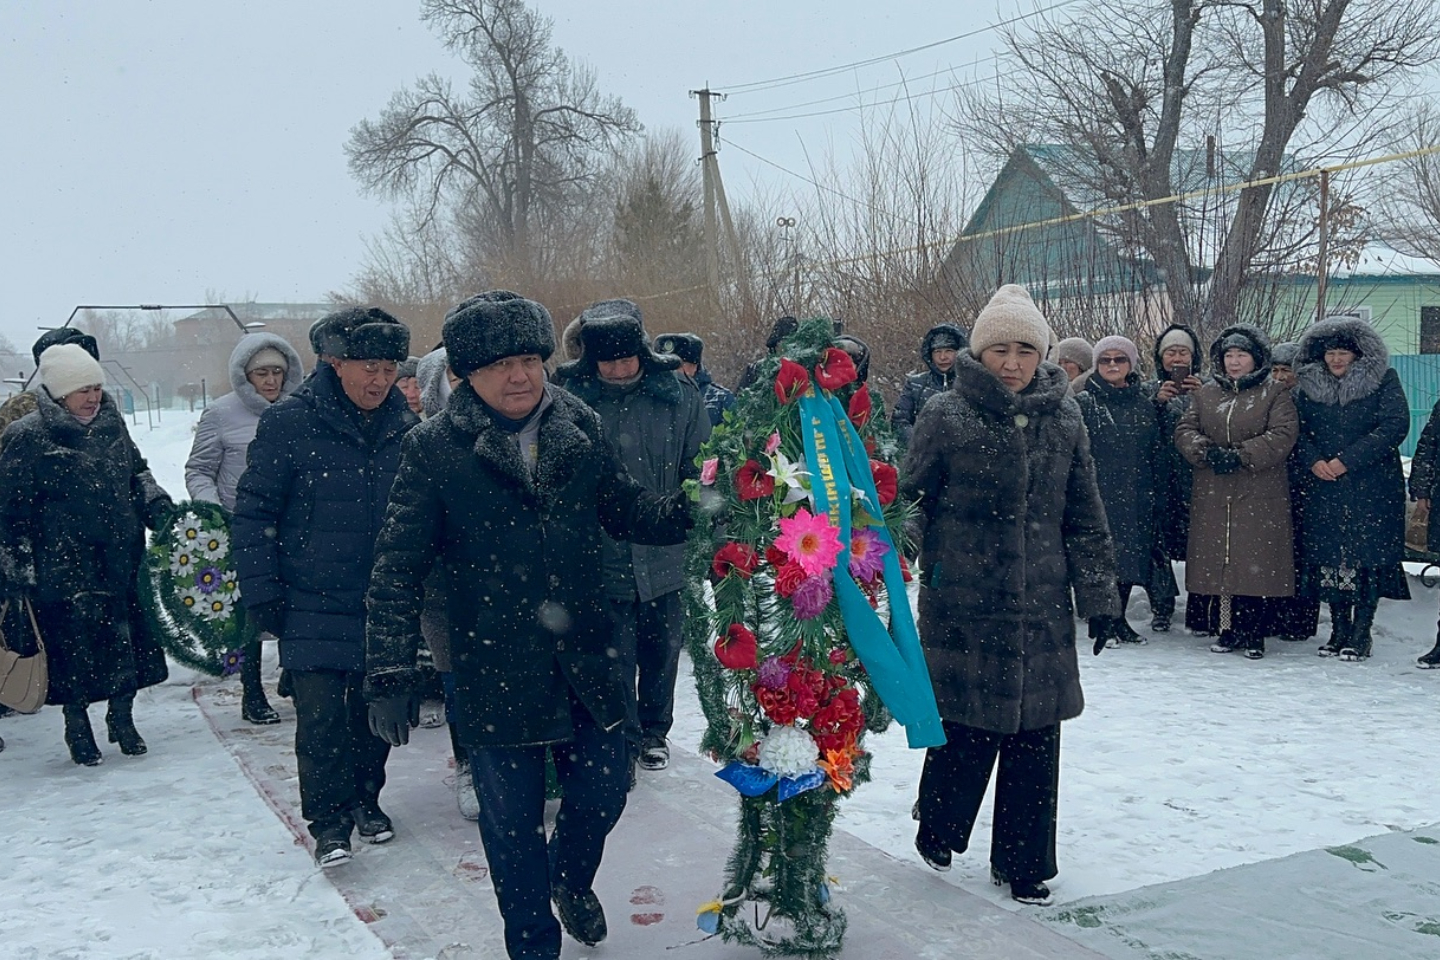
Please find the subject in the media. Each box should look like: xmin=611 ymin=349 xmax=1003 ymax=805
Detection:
xmin=968 ymin=284 xmax=1053 ymax=356
xmin=1050 ymin=337 xmax=1094 ymax=372
xmin=39 ymin=343 xmax=105 ymax=399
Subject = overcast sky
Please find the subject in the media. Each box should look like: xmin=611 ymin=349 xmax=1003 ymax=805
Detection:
xmin=0 ymin=1 xmax=1037 ymax=351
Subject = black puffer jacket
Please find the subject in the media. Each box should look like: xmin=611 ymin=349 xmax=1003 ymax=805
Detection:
xmin=364 ymin=384 xmax=691 ymax=748
xmin=1075 ymin=371 xmax=1161 ymax=586
xmin=232 ymin=365 xmax=417 ymax=671
xmin=901 ymin=355 xmax=1118 ymax=734
xmin=1294 ymin=317 xmax=1409 ymax=571
xmin=891 ymin=323 xmax=968 ymax=446
xmin=0 ymin=389 xmax=172 ymax=703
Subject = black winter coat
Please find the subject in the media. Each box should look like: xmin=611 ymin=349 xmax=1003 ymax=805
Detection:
xmin=1294 ymin=318 xmax=1409 ymax=572
xmin=1075 ymin=372 xmax=1160 ymax=586
xmin=364 ymin=384 xmax=691 ymax=748
xmin=891 ymin=323 xmax=967 ymax=446
xmin=901 ymin=355 xmax=1118 ymax=735
xmin=1147 ymin=323 xmax=1205 ymax=560
xmin=1409 ymin=399 xmax=1440 ymax=546
xmin=694 ymin=367 xmax=737 ymax=427
xmin=0 ymin=390 xmax=171 ymax=704
xmin=232 ymin=366 xmax=417 ymax=672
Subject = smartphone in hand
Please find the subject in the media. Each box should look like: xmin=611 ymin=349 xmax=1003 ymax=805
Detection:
xmin=1169 ymin=363 xmax=1192 ymax=383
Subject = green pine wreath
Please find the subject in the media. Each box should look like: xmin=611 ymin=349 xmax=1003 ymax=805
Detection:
xmin=684 ymin=317 xmax=919 ymax=958
xmin=141 ymin=500 xmax=252 ymax=676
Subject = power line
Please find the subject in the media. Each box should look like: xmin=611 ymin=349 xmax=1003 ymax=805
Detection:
xmin=725 ymin=83 xmax=953 ymax=125
xmin=724 ymin=53 xmax=1000 ymax=121
xmin=717 ymin=0 xmax=1084 ymax=95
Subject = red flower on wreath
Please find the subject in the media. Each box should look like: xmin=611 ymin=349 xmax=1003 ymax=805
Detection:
xmin=712 ymin=542 xmax=759 ymax=580
xmin=847 ymin=383 xmax=873 ymax=428
xmin=773 ymin=561 xmax=807 ymax=598
xmin=899 ymin=554 xmax=914 ymax=584
xmin=774 ymin=359 xmax=811 ymax=404
xmin=736 ymin=459 xmax=775 ymax=500
xmin=814 ymin=347 xmax=858 ymax=391
xmin=870 ymin=460 xmax=898 ymax=506
xmin=714 ymin=624 xmax=759 ymax=670
xmin=812 ymin=687 xmax=865 ymax=753
xmin=754 ymin=683 xmax=799 ymax=725
xmin=765 ymin=544 xmax=789 ymax=568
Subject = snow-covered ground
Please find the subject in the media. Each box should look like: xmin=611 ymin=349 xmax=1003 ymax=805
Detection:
xmin=4 ymin=406 xmax=1438 ymax=958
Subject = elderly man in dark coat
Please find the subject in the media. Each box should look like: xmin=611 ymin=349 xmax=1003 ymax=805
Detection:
xmin=233 ymin=307 xmax=416 ymax=868
xmin=892 ymin=322 xmax=968 ymax=445
xmin=364 ymin=292 xmax=691 ymax=960
xmin=902 ymin=284 xmax=1118 ymax=905
xmin=557 ymin=300 xmax=710 ymax=775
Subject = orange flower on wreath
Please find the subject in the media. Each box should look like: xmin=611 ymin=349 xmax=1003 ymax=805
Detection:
xmin=818 ymin=746 xmax=858 ymax=793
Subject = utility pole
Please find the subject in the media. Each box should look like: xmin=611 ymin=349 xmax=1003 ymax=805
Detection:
xmin=691 ymin=87 xmax=753 ymax=310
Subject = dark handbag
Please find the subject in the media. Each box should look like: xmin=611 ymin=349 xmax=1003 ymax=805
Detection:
xmin=0 ymin=597 xmax=48 ymax=713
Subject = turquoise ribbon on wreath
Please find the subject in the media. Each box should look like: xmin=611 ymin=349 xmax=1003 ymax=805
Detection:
xmin=797 ymin=390 xmax=945 ymax=749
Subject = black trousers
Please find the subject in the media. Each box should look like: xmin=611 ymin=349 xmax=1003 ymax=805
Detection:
xmin=290 ymin=667 xmax=390 ymax=842
xmin=468 ymin=698 xmax=629 ymax=960
xmin=917 ymin=721 xmax=1061 ymax=882
xmin=607 ymin=591 xmax=684 ymax=748
xmin=1147 ymin=554 xmax=1181 ymax=618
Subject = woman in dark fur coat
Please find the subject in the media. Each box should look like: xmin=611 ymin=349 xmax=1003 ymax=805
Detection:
xmin=1293 ymin=316 xmax=1410 ymax=660
xmin=902 ymin=284 xmax=1118 ymax=906
xmin=0 ymin=344 xmax=173 ymax=765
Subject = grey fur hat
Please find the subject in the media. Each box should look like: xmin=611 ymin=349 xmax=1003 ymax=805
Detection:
xmin=315 ymin=306 xmax=410 ymax=362
xmin=442 ymin=290 xmax=555 ymax=377
xmin=1050 ymin=336 xmax=1094 ymax=373
xmin=1271 ymin=341 xmax=1301 ymax=368
xmin=654 ymin=332 xmax=703 ymax=366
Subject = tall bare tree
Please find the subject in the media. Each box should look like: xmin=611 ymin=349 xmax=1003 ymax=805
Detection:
xmin=956 ymin=0 xmax=1440 ymax=342
xmin=346 ymin=0 xmax=641 ymax=284
xmin=1378 ymin=103 xmax=1440 ymax=261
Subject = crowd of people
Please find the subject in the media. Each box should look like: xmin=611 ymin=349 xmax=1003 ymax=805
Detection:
xmin=2 ymin=284 xmax=1439 ymax=960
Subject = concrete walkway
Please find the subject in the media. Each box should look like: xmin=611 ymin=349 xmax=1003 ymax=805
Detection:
xmin=196 ymin=684 xmax=1105 ymax=959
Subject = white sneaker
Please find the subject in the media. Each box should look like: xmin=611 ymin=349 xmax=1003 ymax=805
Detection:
xmin=455 ymin=760 xmax=480 ymax=821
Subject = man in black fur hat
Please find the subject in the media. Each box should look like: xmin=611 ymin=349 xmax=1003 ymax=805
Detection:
xmin=558 ymin=299 xmax=710 ymax=777
xmin=655 ymin=331 xmax=735 ymax=426
xmin=233 ymin=306 xmax=417 ymax=869
xmin=364 ymin=291 xmax=693 ymax=957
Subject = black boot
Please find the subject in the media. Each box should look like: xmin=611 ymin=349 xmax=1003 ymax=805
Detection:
xmin=1340 ymin=601 xmax=1377 ymax=661
xmin=63 ymin=704 xmax=103 ymax=766
xmin=240 ymin=640 xmax=280 ymax=725
xmin=1418 ymin=637 xmax=1440 ymax=669
xmin=105 ymin=692 xmax=147 ymax=756
xmin=1319 ymin=602 xmax=1352 ymax=657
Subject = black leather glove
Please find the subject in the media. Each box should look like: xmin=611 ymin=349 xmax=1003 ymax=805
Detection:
xmin=1087 ymin=617 xmax=1111 ymax=656
xmin=368 ymin=694 xmax=421 ymax=747
xmin=144 ymin=496 xmax=178 ymax=532
xmin=1205 ymin=446 xmax=1243 ymax=475
xmin=245 ymin=601 xmax=287 ymax=638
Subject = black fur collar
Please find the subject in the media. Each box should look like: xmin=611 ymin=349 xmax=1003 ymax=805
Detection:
xmin=954 ymin=352 xmax=1069 ymax=418
xmin=444 ymin=383 xmax=598 ymax=505
xmin=562 ymin=362 xmax=687 ymax=408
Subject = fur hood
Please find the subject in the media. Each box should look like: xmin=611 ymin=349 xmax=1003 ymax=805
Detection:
xmin=227 ymin=333 xmax=305 ymax=416
xmin=416 ymin=347 xmax=451 ymax=418
xmin=1208 ymin=322 xmax=1273 ymax=392
xmin=919 ymin=323 xmax=967 ymax=379
xmin=1295 ymin=316 xmax=1390 ymax=406
xmin=561 ymin=359 xmax=689 ymax=409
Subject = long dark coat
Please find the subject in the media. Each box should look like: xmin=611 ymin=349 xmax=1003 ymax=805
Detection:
xmin=901 ymin=355 xmax=1118 ymax=735
xmin=1075 ymin=371 xmax=1160 ymax=586
xmin=1293 ymin=317 xmax=1409 ymax=572
xmin=0 ymin=389 xmax=171 ymax=704
xmin=1147 ymin=323 xmax=1205 ymax=560
xmin=364 ymin=384 xmax=691 ymax=749
xmin=562 ymin=358 xmax=710 ymax=603
xmin=232 ymin=365 xmax=417 ymax=672
xmin=1409 ymin=398 xmax=1440 ymax=546
xmin=1175 ymin=324 xmax=1298 ymax=598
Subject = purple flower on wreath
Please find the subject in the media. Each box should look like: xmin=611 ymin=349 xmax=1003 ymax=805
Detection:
xmin=791 ymin=575 xmax=834 ymax=620
xmin=757 ymin=655 xmax=792 ymax=690
xmin=195 ymin=566 xmax=224 ymax=595
xmin=847 ymin=528 xmax=890 ymax=583
xmin=221 ymin=648 xmax=244 ymax=677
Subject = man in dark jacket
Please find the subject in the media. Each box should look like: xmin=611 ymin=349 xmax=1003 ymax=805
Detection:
xmin=364 ymin=292 xmax=692 ymax=960
xmin=1146 ymin=323 xmax=1204 ymax=632
xmin=892 ymin=323 xmax=967 ymax=445
xmin=655 ymin=332 xmax=736 ymax=427
xmin=558 ymin=301 xmax=710 ymax=775
xmin=233 ymin=306 xmax=416 ymax=869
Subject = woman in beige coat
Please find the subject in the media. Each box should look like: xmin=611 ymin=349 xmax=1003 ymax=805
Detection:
xmin=1175 ymin=324 xmax=1298 ymax=659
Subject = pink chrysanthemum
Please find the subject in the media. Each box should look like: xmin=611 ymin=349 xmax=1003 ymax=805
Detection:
xmin=773 ymin=509 xmax=844 ymax=577
xmin=847 ymin=528 xmax=890 ymax=583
